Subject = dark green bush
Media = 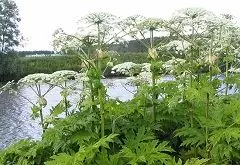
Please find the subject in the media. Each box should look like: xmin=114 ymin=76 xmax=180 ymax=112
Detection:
xmin=0 ymin=53 xmax=22 ymax=82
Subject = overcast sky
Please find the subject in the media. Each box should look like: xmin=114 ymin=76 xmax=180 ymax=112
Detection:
xmin=15 ymin=0 xmax=240 ymax=51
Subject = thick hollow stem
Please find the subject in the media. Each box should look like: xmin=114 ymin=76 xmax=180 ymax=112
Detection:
xmin=97 ymin=23 xmax=101 ymax=71
xmin=64 ymin=81 xmax=68 ymax=116
xmin=205 ymin=93 xmax=210 ymax=157
xmin=90 ymin=81 xmax=96 ymax=112
xmin=152 ymin=70 xmax=157 ymax=122
xmin=225 ymin=60 xmax=229 ymax=95
xmin=150 ymin=29 xmax=157 ymax=122
xmin=39 ymin=105 xmax=45 ymax=132
xmin=37 ymin=84 xmax=45 ymax=132
xmin=98 ymin=87 xmax=105 ymax=137
xmin=64 ymin=96 xmax=68 ymax=116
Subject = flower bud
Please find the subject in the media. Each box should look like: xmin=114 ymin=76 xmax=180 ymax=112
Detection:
xmin=96 ymin=49 xmax=104 ymax=59
xmin=38 ymin=97 xmax=47 ymax=107
xmin=107 ymin=62 xmax=114 ymax=67
xmin=148 ymin=48 xmax=158 ymax=60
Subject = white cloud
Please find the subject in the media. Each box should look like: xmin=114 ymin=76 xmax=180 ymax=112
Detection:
xmin=15 ymin=0 xmax=240 ymax=50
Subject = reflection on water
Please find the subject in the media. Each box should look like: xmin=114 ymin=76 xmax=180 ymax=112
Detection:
xmin=0 ymin=79 xmax=136 ymax=149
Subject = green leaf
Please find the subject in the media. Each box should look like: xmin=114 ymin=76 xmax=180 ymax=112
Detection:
xmin=45 ymin=153 xmax=74 ymax=165
xmin=51 ymin=102 xmax=65 ymax=117
xmin=31 ymin=105 xmax=40 ymax=119
xmin=184 ymin=158 xmax=209 ymax=165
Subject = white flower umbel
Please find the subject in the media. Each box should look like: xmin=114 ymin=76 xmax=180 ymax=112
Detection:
xmin=171 ymin=8 xmax=215 ymax=27
xmin=163 ymin=58 xmax=186 ymax=72
xmin=18 ymin=73 xmax=52 ymax=86
xmin=111 ymin=62 xmax=141 ymax=76
xmin=163 ymin=40 xmax=191 ymax=51
xmin=140 ymin=63 xmax=151 ymax=72
xmin=0 ymin=80 xmax=15 ymax=95
xmin=50 ymin=70 xmax=78 ymax=85
xmin=17 ymin=73 xmax=56 ymax=131
xmin=127 ymin=71 xmax=152 ymax=86
xmin=75 ymin=72 xmax=89 ymax=82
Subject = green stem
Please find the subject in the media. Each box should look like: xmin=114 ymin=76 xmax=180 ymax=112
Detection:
xmin=190 ymin=103 xmax=193 ymax=127
xmin=97 ymin=23 xmax=101 ymax=71
xmin=225 ymin=60 xmax=229 ymax=96
xmin=90 ymin=81 xmax=95 ymax=112
xmin=98 ymin=87 xmax=105 ymax=137
xmin=152 ymin=69 xmax=157 ymax=122
xmin=39 ymin=105 xmax=45 ymax=132
xmin=206 ymin=93 xmax=210 ymax=157
xmin=150 ymin=29 xmax=157 ymax=122
xmin=64 ymin=81 xmax=68 ymax=116
xmin=37 ymin=84 xmax=45 ymax=132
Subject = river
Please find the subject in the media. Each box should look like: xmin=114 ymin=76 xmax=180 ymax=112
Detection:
xmin=0 ymin=78 xmax=136 ymax=149
xmin=0 ymin=75 xmax=237 ymax=149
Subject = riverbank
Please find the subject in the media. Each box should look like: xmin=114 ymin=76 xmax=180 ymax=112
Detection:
xmin=0 ymin=53 xmax=148 ymax=83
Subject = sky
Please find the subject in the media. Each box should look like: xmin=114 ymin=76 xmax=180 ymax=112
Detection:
xmin=15 ymin=0 xmax=240 ymax=51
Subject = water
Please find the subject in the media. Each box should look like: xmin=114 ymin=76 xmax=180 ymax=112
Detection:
xmin=0 ymin=76 xmax=237 ymax=149
xmin=0 ymin=78 xmax=136 ymax=149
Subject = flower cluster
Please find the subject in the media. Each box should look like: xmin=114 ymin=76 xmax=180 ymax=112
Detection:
xmin=138 ymin=18 xmax=163 ymax=31
xmin=127 ymin=71 xmax=152 ymax=86
xmin=111 ymin=62 xmax=141 ymax=76
xmin=50 ymin=70 xmax=78 ymax=85
xmin=140 ymin=63 xmax=151 ymax=72
xmin=163 ymin=58 xmax=186 ymax=72
xmin=0 ymin=80 xmax=15 ymax=95
xmin=18 ymin=73 xmax=52 ymax=86
xmin=171 ymin=8 xmax=215 ymax=25
xmin=228 ymin=67 xmax=240 ymax=73
xmin=163 ymin=40 xmax=191 ymax=51
xmin=75 ymin=72 xmax=89 ymax=82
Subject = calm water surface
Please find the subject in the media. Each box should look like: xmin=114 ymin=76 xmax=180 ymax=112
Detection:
xmin=0 ymin=78 xmax=136 ymax=149
xmin=0 ymin=75 xmax=236 ymax=149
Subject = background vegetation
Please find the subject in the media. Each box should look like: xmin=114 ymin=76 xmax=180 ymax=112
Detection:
xmin=0 ymin=52 xmax=148 ymax=82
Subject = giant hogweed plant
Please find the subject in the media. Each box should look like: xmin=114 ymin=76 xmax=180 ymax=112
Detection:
xmin=165 ymin=8 xmax=240 ymax=164
xmin=2 ymin=8 xmax=240 ymax=165
xmin=121 ymin=16 xmax=171 ymax=122
xmin=112 ymin=8 xmax=240 ymax=164
xmin=0 ymin=71 xmax=87 ymax=132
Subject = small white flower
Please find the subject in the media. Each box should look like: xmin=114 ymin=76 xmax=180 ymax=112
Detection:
xmin=126 ymin=71 xmax=152 ymax=86
xmin=140 ymin=63 xmax=151 ymax=72
xmin=50 ymin=70 xmax=78 ymax=85
xmin=163 ymin=58 xmax=186 ymax=72
xmin=75 ymin=72 xmax=89 ymax=82
xmin=163 ymin=40 xmax=191 ymax=51
xmin=228 ymin=67 xmax=240 ymax=73
xmin=0 ymin=80 xmax=15 ymax=95
xmin=112 ymin=62 xmax=141 ymax=76
xmin=18 ymin=73 xmax=51 ymax=86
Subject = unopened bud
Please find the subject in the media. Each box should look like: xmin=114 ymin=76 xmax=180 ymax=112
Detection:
xmin=148 ymin=48 xmax=158 ymax=60
xmin=96 ymin=49 xmax=104 ymax=59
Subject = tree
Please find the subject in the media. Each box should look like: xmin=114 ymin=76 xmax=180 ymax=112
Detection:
xmin=0 ymin=0 xmax=21 ymax=52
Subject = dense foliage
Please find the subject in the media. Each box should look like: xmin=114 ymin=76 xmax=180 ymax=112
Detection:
xmin=0 ymin=53 xmax=148 ymax=82
xmin=0 ymin=52 xmax=22 ymax=82
xmin=1 ymin=8 xmax=240 ymax=165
